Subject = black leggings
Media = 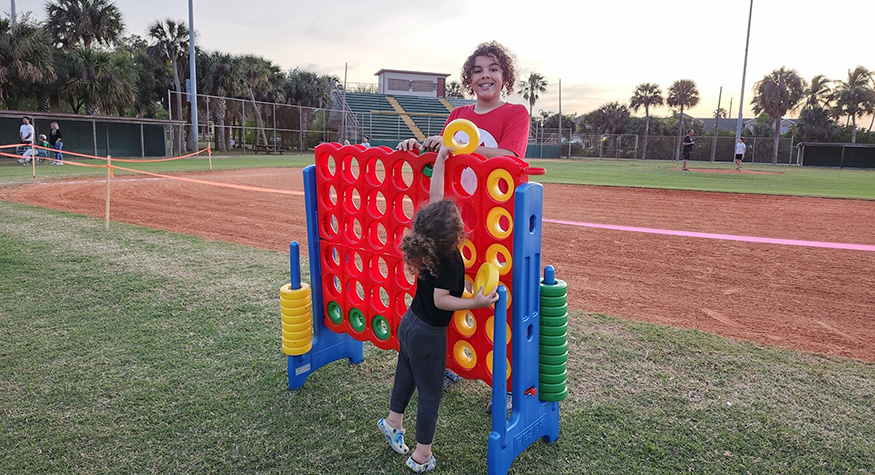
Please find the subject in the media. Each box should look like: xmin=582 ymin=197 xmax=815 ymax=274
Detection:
xmin=389 ymin=309 xmax=447 ymax=445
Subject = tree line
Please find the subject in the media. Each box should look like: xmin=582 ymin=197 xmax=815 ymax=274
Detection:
xmin=572 ymin=68 xmax=875 ymax=164
xmin=0 ymin=0 xmax=338 ymax=153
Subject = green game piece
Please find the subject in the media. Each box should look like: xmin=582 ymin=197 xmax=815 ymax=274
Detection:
xmin=539 ymin=387 xmax=568 ymax=402
xmin=349 ymin=307 xmax=366 ymax=333
xmin=539 ymin=279 xmax=567 ymax=298
xmin=539 ymin=342 xmax=568 ymax=356
xmin=327 ymin=301 xmax=343 ymax=325
xmin=539 ymin=369 xmax=567 ymax=385
xmin=540 ymin=313 xmax=568 ymax=327
xmin=539 ymin=351 xmax=568 ymax=365
xmin=540 ymin=304 xmax=568 ymax=317
xmin=540 ymin=333 xmax=567 ymax=347
xmin=373 ymin=315 xmax=390 ymax=341
xmin=540 ymin=295 xmax=567 ymax=308
xmin=540 ymin=322 xmax=568 ymax=337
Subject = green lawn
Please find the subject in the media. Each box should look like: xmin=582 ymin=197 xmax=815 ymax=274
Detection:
xmin=1 ymin=203 xmax=873 ymax=474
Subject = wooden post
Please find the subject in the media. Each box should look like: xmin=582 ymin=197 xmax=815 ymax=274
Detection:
xmin=208 ymin=143 xmax=212 ymax=170
xmin=104 ymin=155 xmax=111 ymax=230
xmin=30 ymin=141 xmax=36 ymax=178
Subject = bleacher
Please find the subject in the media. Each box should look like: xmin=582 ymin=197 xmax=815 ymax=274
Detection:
xmin=392 ymin=95 xmax=452 ymax=138
xmin=343 ymin=93 xmax=410 ymax=141
xmin=342 ymin=92 xmax=475 ymax=143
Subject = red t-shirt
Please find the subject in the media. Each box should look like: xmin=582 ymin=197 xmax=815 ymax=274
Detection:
xmin=443 ymin=103 xmax=530 ymax=158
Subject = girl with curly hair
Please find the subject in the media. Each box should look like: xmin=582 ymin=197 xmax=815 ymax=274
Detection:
xmin=397 ymin=41 xmax=530 ymax=160
xmin=378 ymin=148 xmax=498 ymax=473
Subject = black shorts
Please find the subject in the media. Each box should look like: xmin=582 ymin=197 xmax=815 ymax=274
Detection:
xmin=735 ymin=154 xmax=743 ymax=161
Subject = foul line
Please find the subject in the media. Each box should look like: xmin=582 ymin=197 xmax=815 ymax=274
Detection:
xmin=543 ymin=218 xmax=875 ymax=252
xmin=110 ymin=165 xmax=305 ymax=196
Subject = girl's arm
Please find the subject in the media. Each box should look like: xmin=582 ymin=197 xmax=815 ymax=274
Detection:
xmin=434 ymin=287 xmax=498 ymax=312
xmin=429 ymin=144 xmax=452 ymax=204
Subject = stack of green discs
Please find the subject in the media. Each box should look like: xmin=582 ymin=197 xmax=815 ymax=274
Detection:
xmin=539 ymin=278 xmax=568 ymax=402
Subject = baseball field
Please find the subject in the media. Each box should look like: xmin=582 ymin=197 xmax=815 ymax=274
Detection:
xmin=1 ymin=155 xmax=873 ymax=473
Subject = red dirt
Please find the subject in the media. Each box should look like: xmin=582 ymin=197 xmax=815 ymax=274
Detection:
xmin=2 ymin=168 xmax=874 ymax=362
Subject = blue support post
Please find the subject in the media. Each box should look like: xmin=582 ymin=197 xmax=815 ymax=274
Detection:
xmin=487 ymin=181 xmax=560 ymax=475
xmin=287 ymin=165 xmax=363 ymax=390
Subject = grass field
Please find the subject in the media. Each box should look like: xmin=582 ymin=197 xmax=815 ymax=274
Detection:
xmin=1 ymin=155 xmax=874 ymax=473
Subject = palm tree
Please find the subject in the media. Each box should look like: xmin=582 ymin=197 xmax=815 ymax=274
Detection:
xmin=147 ymin=19 xmax=189 ymax=154
xmin=283 ymin=68 xmax=333 ymax=108
xmin=237 ymin=55 xmax=282 ymax=147
xmin=667 ymin=79 xmax=700 ymax=161
xmin=45 ymin=0 xmax=124 ymax=50
xmin=751 ymin=67 xmax=805 ymax=163
xmin=518 ymin=72 xmax=548 ymax=121
xmin=584 ymin=102 xmax=630 ymax=135
xmin=59 ymin=46 xmax=135 ymax=115
xmin=198 ymin=51 xmax=240 ymax=152
xmin=804 ymin=74 xmax=833 ymax=110
xmin=445 ymin=80 xmax=465 ymax=99
xmin=832 ymin=66 xmax=875 ymax=143
xmin=629 ymin=83 xmax=663 ymax=160
xmin=0 ymin=16 xmax=57 ymax=109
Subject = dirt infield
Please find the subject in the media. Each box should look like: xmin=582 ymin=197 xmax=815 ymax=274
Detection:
xmin=3 ymin=168 xmax=874 ymax=361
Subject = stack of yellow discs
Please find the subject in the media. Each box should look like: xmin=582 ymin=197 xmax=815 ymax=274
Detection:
xmin=280 ymin=283 xmax=313 ymax=355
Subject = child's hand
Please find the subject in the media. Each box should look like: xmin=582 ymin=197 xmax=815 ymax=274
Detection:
xmin=396 ymin=138 xmax=421 ymax=152
xmin=472 ymin=286 xmax=500 ymax=309
xmin=421 ymin=135 xmax=443 ymax=152
xmin=435 ymin=143 xmax=454 ymax=163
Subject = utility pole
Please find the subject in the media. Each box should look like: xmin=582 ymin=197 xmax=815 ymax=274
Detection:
xmin=735 ymin=0 xmax=754 ymax=144
xmin=711 ymin=86 xmax=722 ymax=162
xmin=188 ymin=0 xmax=198 ymax=152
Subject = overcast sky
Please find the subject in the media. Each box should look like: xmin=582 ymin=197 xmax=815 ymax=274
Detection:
xmin=10 ymin=0 xmax=875 ymax=122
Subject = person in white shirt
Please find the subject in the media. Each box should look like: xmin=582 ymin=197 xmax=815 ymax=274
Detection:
xmin=734 ymin=138 xmax=746 ymax=171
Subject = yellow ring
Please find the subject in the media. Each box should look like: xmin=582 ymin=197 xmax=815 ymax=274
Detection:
xmin=282 ymin=340 xmax=312 ymax=356
xmin=280 ymin=283 xmax=311 ymax=299
xmin=282 ymin=320 xmax=311 ymax=333
xmin=486 ymin=207 xmax=513 ymax=240
xmin=459 ymin=239 xmax=477 ymax=269
xmin=485 ymin=316 xmax=512 ymax=344
xmin=486 ymin=351 xmax=512 ymax=379
xmin=485 ymin=244 xmax=512 ymax=275
xmin=486 ymin=169 xmax=514 ymax=202
xmin=443 ymin=119 xmax=479 ymax=155
xmin=282 ymin=328 xmax=313 ymax=341
xmin=453 ymin=311 xmax=477 ymax=337
xmin=453 ymin=340 xmax=477 ymax=370
xmin=281 ymin=313 xmax=310 ymax=326
xmin=281 ymin=304 xmax=312 ymax=318
xmin=473 ymin=262 xmax=499 ymax=294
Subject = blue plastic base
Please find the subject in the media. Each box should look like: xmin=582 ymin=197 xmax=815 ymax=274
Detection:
xmin=287 ymin=327 xmax=363 ymax=390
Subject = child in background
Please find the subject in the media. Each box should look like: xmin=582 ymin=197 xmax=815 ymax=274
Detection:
xmin=378 ymin=146 xmax=498 ymax=473
xmin=21 ymin=134 xmax=50 ymax=165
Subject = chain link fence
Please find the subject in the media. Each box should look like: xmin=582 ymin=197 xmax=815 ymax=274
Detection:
xmin=531 ymin=125 xmax=797 ymax=164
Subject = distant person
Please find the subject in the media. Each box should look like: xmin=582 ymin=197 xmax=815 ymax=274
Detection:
xmin=361 ymin=136 xmax=370 ymax=148
xmin=343 ymin=140 xmax=351 ymax=146
xmin=18 ymin=117 xmax=35 ymax=164
xmin=49 ymin=122 xmax=64 ymax=165
xmin=734 ymin=137 xmax=746 ymax=171
xmin=682 ymin=129 xmax=694 ymax=171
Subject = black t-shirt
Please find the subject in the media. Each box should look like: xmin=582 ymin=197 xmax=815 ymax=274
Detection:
xmin=409 ymin=251 xmax=465 ymax=327
xmin=50 ymin=128 xmax=63 ymax=145
xmin=683 ymin=135 xmax=693 ymax=154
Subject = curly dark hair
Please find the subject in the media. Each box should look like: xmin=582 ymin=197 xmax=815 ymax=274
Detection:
xmin=400 ymin=200 xmax=466 ymax=278
xmin=460 ymin=41 xmax=517 ymax=97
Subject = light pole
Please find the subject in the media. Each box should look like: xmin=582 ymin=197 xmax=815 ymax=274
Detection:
xmin=188 ymin=0 xmax=198 ymax=152
xmin=734 ymin=0 xmax=753 ymax=144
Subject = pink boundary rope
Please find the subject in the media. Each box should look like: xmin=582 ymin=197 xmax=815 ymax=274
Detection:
xmin=543 ymin=218 xmax=875 ymax=252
